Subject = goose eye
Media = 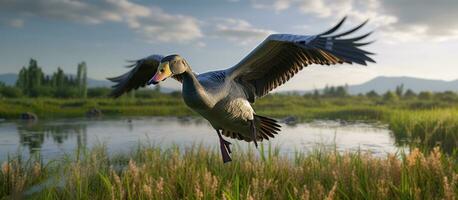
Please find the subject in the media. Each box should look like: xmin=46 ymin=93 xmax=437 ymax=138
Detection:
xmin=160 ymin=69 xmax=165 ymax=73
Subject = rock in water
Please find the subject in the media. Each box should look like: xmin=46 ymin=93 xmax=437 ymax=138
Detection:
xmin=86 ymin=108 xmax=102 ymax=118
xmin=20 ymin=112 xmax=38 ymax=121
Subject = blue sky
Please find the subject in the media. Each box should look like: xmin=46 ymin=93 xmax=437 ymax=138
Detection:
xmin=1 ymin=0 xmax=458 ymax=91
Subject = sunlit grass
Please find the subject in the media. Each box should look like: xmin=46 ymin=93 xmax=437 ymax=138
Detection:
xmin=0 ymin=144 xmax=457 ymax=199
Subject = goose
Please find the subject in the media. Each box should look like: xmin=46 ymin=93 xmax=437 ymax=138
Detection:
xmin=108 ymin=17 xmax=375 ymax=163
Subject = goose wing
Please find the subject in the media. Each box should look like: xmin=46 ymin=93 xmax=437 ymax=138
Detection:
xmin=226 ymin=17 xmax=375 ymax=102
xmin=108 ymin=54 xmax=182 ymax=97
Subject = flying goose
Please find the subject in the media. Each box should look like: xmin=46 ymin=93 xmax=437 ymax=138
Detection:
xmin=108 ymin=17 xmax=375 ymax=163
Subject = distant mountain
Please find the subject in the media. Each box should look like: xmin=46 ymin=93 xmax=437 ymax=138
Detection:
xmin=0 ymin=73 xmax=111 ymax=88
xmin=347 ymin=76 xmax=458 ymax=94
xmin=0 ymin=73 xmax=17 ymax=85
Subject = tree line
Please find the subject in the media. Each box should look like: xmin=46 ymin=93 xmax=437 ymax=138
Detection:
xmin=0 ymin=59 xmax=87 ymax=98
xmin=0 ymin=58 xmax=166 ymax=98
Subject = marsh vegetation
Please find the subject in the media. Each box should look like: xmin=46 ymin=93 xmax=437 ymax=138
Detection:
xmin=1 ymin=88 xmax=458 ymax=199
xmin=1 ymin=144 xmax=457 ymax=199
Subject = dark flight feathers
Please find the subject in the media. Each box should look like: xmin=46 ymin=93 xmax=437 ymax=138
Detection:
xmin=107 ymin=55 xmax=183 ymax=98
xmin=228 ymin=17 xmax=375 ymax=102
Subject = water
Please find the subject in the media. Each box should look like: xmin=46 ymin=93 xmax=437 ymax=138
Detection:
xmin=0 ymin=117 xmax=400 ymax=161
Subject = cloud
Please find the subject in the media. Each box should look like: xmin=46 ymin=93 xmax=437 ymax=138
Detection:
xmin=0 ymin=0 xmax=202 ymax=43
xmin=124 ymin=6 xmax=202 ymax=43
xmin=7 ymin=19 xmax=24 ymax=28
xmin=251 ymin=0 xmax=458 ymax=42
xmin=211 ymin=18 xmax=275 ymax=45
xmin=379 ymin=0 xmax=458 ymax=42
xmin=251 ymin=0 xmax=292 ymax=12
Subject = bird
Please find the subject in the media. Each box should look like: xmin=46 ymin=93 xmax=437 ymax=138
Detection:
xmin=108 ymin=17 xmax=375 ymax=163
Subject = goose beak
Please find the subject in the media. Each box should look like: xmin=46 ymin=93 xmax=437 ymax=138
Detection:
xmin=147 ymin=77 xmax=159 ymax=85
xmin=148 ymin=62 xmax=172 ymax=85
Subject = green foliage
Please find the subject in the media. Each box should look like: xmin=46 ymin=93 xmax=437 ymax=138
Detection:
xmin=0 ymin=86 xmax=23 ymax=98
xmin=87 ymin=87 xmax=111 ymax=98
xmin=395 ymin=84 xmax=404 ymax=97
xmin=77 ymin=62 xmax=88 ymax=98
xmin=365 ymin=90 xmax=379 ymax=99
xmin=418 ymin=91 xmax=433 ymax=100
xmin=383 ymin=91 xmax=399 ymax=102
xmin=14 ymin=58 xmax=88 ymax=98
xmin=322 ymin=85 xmax=349 ymax=97
xmin=404 ymin=89 xmax=416 ymax=99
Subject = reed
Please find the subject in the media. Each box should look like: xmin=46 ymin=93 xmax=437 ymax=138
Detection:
xmin=0 ymin=144 xmax=457 ymax=199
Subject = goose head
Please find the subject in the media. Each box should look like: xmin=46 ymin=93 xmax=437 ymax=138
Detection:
xmin=148 ymin=54 xmax=188 ymax=85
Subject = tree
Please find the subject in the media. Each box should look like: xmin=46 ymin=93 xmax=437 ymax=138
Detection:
xmin=312 ymin=89 xmax=320 ymax=98
xmin=16 ymin=67 xmax=28 ymax=92
xmin=335 ymin=86 xmax=348 ymax=97
xmin=395 ymin=84 xmax=404 ymax=97
xmin=52 ymin=67 xmax=65 ymax=89
xmin=366 ymin=90 xmax=379 ymax=99
xmin=418 ymin=91 xmax=433 ymax=100
xmin=383 ymin=91 xmax=399 ymax=102
xmin=404 ymin=89 xmax=416 ymax=99
xmin=26 ymin=59 xmax=44 ymax=97
xmin=77 ymin=62 xmax=88 ymax=98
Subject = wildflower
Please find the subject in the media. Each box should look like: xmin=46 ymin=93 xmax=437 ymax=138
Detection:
xmin=128 ymin=159 xmax=139 ymax=178
xmin=1 ymin=161 xmax=10 ymax=175
xmin=156 ymin=177 xmax=164 ymax=195
xmin=143 ymin=184 xmax=152 ymax=198
xmin=32 ymin=162 xmax=41 ymax=177
xmin=377 ymin=180 xmax=389 ymax=199
xmin=427 ymin=147 xmax=443 ymax=172
xmin=414 ymin=187 xmax=421 ymax=200
xmin=301 ymin=185 xmax=310 ymax=200
xmin=204 ymin=170 xmax=218 ymax=195
xmin=443 ymin=176 xmax=455 ymax=200
xmin=314 ymin=181 xmax=325 ymax=199
xmin=326 ymin=181 xmax=338 ymax=200
xmin=195 ymin=183 xmax=203 ymax=199
xmin=407 ymin=148 xmax=424 ymax=167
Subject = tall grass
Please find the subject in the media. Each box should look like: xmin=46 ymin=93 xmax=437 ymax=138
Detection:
xmin=1 ymin=145 xmax=457 ymax=199
xmin=388 ymin=109 xmax=458 ymax=154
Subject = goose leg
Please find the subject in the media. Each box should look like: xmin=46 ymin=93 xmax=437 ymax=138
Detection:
xmin=216 ymin=130 xmax=232 ymax=163
xmin=250 ymin=120 xmax=258 ymax=148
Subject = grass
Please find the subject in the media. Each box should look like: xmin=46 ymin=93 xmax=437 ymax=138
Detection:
xmin=0 ymin=95 xmax=458 ymax=153
xmin=0 ymin=97 xmax=193 ymax=119
xmin=0 ymin=144 xmax=457 ymax=200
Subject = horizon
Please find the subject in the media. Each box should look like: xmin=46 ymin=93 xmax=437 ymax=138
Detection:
xmin=1 ymin=0 xmax=458 ymax=91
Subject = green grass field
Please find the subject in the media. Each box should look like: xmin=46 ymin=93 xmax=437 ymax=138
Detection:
xmin=1 ymin=144 xmax=457 ymax=199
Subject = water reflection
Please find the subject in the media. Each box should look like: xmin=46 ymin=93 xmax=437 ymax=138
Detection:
xmin=16 ymin=121 xmax=87 ymax=154
xmin=0 ymin=117 xmax=400 ymax=161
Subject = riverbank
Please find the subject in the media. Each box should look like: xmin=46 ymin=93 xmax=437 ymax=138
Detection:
xmin=1 ymin=96 xmax=457 ymax=153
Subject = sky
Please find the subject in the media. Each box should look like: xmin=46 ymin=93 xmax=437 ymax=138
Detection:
xmin=0 ymin=0 xmax=458 ymax=91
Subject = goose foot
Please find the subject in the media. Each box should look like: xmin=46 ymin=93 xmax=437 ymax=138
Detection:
xmin=250 ymin=120 xmax=258 ymax=148
xmin=217 ymin=130 xmax=232 ymax=163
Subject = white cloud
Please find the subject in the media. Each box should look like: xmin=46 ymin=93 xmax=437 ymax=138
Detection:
xmin=211 ymin=18 xmax=275 ymax=45
xmin=125 ymin=6 xmax=202 ymax=43
xmin=251 ymin=0 xmax=458 ymax=42
xmin=0 ymin=0 xmax=202 ymax=43
xmin=251 ymin=0 xmax=292 ymax=12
